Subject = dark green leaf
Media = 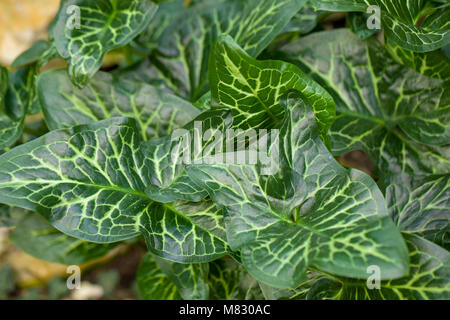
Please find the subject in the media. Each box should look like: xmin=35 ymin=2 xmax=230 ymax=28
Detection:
xmin=305 ymin=234 xmax=450 ymax=300
xmin=142 ymin=108 xmax=232 ymax=203
xmin=347 ymin=12 xmax=379 ymax=39
xmin=0 ymin=206 xmax=28 ymax=228
xmin=137 ymin=252 xmax=182 ymax=300
xmin=386 ymin=41 xmax=450 ymax=82
xmin=11 ymin=40 xmax=52 ymax=69
xmin=282 ymin=3 xmax=326 ymax=35
xmin=154 ymin=255 xmax=209 ymax=300
xmin=51 ymin=0 xmax=158 ymax=87
xmin=139 ymin=199 xmax=229 ymax=262
xmin=131 ymin=0 xmax=308 ymax=101
xmin=380 ymin=173 xmax=450 ymax=250
xmin=0 ymin=117 xmax=149 ymax=242
xmin=310 ymin=0 xmax=450 ymax=52
xmin=0 ymin=117 xmax=229 ymax=262
xmin=0 ymin=66 xmax=37 ymax=149
xmin=275 ymin=29 xmax=450 ymax=176
xmin=208 ymin=257 xmax=264 ymax=300
xmin=38 ymin=69 xmax=201 ymax=140
xmin=186 ymin=90 xmax=409 ymax=288
xmin=209 ymin=35 xmax=335 ymax=144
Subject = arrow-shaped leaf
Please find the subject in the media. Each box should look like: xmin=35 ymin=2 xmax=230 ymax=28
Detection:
xmin=209 ymin=35 xmax=335 ymax=144
xmin=187 ymin=90 xmax=409 ymax=288
xmin=0 ymin=117 xmax=150 ymax=242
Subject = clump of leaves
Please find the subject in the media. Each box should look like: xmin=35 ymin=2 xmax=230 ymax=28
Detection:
xmin=0 ymin=0 xmax=448 ymax=300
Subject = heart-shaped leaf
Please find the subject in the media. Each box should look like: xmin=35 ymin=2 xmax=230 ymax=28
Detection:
xmin=209 ymin=35 xmax=335 ymax=144
xmin=51 ymin=0 xmax=158 ymax=87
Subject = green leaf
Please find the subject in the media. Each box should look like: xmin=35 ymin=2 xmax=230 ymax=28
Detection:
xmin=209 ymin=35 xmax=335 ymax=144
xmin=0 ymin=117 xmax=229 ymax=262
xmin=131 ymin=0 xmax=186 ymax=53
xmin=154 ymin=255 xmax=210 ymax=300
xmin=259 ymin=272 xmax=328 ymax=300
xmin=10 ymin=213 xmax=117 ymax=265
xmin=7 ymin=65 xmax=41 ymax=116
xmin=386 ymin=41 xmax=450 ymax=82
xmin=11 ymin=40 xmax=52 ymax=69
xmin=0 ymin=117 xmax=150 ymax=242
xmin=142 ymin=108 xmax=232 ymax=203
xmin=131 ymin=0 xmax=308 ymax=101
xmin=186 ymin=90 xmax=409 ymax=288
xmin=8 ymin=41 xmax=59 ymax=117
xmin=380 ymin=173 xmax=450 ymax=250
xmin=137 ymin=254 xmax=262 ymax=300
xmin=139 ymin=199 xmax=229 ymax=262
xmin=137 ymin=252 xmax=182 ymax=300
xmin=305 ymin=234 xmax=450 ymax=300
xmin=51 ymin=0 xmax=158 ymax=87
xmin=0 ymin=66 xmax=38 ymax=149
xmin=282 ymin=3 xmax=327 ymax=35
xmin=208 ymin=257 xmax=264 ymax=300
xmin=37 ymin=68 xmax=201 ymax=140
xmin=310 ymin=0 xmax=450 ymax=52
xmin=275 ymin=29 xmax=450 ymax=176
xmin=0 ymin=66 xmax=22 ymax=150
